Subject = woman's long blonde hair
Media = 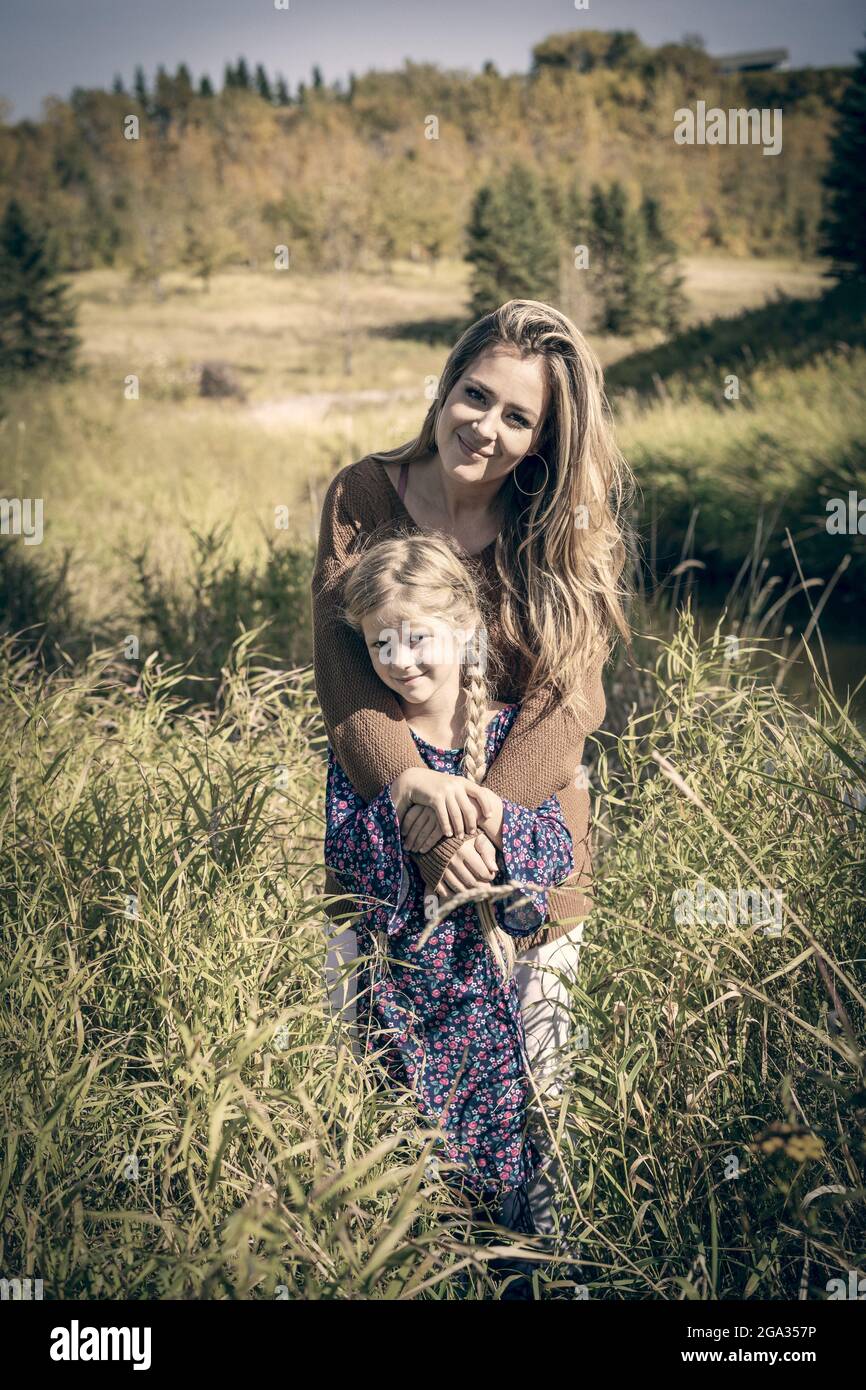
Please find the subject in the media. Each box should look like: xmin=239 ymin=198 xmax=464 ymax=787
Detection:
xmin=341 ymin=530 xmax=531 ymax=980
xmin=368 ymin=298 xmax=634 ymax=717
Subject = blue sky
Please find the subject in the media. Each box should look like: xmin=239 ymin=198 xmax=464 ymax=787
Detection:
xmin=0 ymin=0 xmax=863 ymax=120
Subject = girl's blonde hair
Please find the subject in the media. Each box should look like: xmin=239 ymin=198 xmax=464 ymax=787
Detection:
xmin=367 ymin=297 xmax=634 ymax=717
xmin=342 ymin=529 xmax=528 ymax=981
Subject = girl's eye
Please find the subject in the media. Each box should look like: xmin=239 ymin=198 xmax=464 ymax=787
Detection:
xmin=464 ymin=384 xmax=530 ymax=429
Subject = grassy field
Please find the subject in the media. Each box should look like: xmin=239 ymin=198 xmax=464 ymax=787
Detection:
xmin=1 ymin=254 xmax=864 ymax=1299
xmin=2 ymin=253 xmax=853 ymax=634
xmin=0 ymin=616 xmax=863 ymax=1299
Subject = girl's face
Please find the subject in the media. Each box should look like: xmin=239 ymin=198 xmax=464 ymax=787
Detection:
xmin=360 ymin=604 xmax=473 ymax=708
xmin=434 ymin=345 xmax=550 ymax=486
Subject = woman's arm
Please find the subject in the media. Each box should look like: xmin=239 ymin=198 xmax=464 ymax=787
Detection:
xmin=312 ymin=465 xmax=431 ymax=802
xmin=417 ymin=658 xmax=607 ymax=893
xmin=312 ymin=464 xmax=489 ymax=890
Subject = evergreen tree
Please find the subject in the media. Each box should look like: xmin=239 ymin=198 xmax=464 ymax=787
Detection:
xmin=133 ymin=65 xmax=148 ymax=108
xmin=223 ymin=62 xmax=236 ymax=91
xmin=175 ymin=63 xmax=193 ymax=96
xmin=640 ymin=193 xmax=687 ymax=332
xmin=255 ymin=64 xmax=273 ymax=103
xmin=112 ymin=74 xmax=126 ymax=97
xmin=311 ymin=65 xmax=324 ymax=90
xmin=0 ymin=199 xmax=80 ymax=375
xmin=466 ymin=161 xmax=561 ymax=319
xmin=820 ymin=34 xmax=866 ymax=279
xmin=347 ymin=71 xmax=357 ymax=101
xmin=235 ymin=58 xmax=251 ymax=91
xmin=591 ymin=183 xmax=686 ymax=334
xmin=199 ymin=74 xmax=214 ymax=98
xmin=275 ymin=76 xmax=291 ymax=106
xmin=296 ymin=81 xmax=307 ymax=105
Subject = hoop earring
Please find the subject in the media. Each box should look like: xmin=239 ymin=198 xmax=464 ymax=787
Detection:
xmin=512 ymin=452 xmax=550 ymax=498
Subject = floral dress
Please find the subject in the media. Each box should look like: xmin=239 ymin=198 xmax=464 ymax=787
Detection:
xmin=324 ymin=702 xmax=574 ymax=1204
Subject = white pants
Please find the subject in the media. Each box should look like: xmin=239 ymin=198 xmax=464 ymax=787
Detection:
xmin=322 ymin=919 xmax=585 ymax=1089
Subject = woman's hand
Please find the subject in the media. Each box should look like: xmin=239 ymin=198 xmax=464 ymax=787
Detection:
xmin=434 ymin=831 xmax=499 ymax=895
xmin=400 ymin=802 xmax=444 ymax=854
xmin=389 ymin=768 xmax=488 ymax=839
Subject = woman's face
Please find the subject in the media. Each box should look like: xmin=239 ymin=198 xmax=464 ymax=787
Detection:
xmin=434 ymin=345 xmax=550 ymax=486
xmin=360 ymin=604 xmax=474 ymax=708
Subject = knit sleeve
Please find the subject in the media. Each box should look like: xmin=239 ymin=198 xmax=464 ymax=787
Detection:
xmin=311 ymin=463 xmax=432 ymax=802
xmin=417 ymin=654 xmax=606 ymax=893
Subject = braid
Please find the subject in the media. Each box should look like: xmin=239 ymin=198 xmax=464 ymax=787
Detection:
xmin=458 ymin=646 xmax=519 ymax=982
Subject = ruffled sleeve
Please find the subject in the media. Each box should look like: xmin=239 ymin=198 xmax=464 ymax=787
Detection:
xmin=492 ymin=793 xmax=574 ymax=936
xmin=324 ymin=746 xmax=408 ymax=936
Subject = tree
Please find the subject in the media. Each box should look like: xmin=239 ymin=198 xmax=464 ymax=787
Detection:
xmin=199 ymin=74 xmax=214 ymax=98
xmin=0 ymin=199 xmax=80 ymax=375
xmin=275 ymin=76 xmax=291 ymax=105
xmin=590 ymin=182 xmax=686 ymax=334
xmin=112 ymin=74 xmax=126 ymax=97
xmin=255 ymin=64 xmax=273 ymax=103
xmin=820 ymin=34 xmax=866 ymax=279
xmin=133 ymin=65 xmax=148 ymax=107
xmin=466 ymin=161 xmax=561 ymax=319
xmin=235 ymin=58 xmax=251 ymax=91
xmin=312 ymin=65 xmax=324 ymax=91
xmin=640 ymin=193 xmax=687 ymax=332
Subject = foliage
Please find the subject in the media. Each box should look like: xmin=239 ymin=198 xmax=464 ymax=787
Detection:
xmin=0 ymin=198 xmax=80 ymax=376
xmin=820 ymin=33 xmax=866 ymax=279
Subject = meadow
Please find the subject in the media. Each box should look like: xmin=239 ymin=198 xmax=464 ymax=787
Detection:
xmin=1 ymin=254 xmax=864 ymax=1298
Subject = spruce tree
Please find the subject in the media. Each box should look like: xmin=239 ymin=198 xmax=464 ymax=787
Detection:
xmin=640 ymin=193 xmax=687 ymax=332
xmin=255 ymin=64 xmax=273 ymax=103
xmin=133 ymin=65 xmax=148 ymax=108
xmin=235 ymin=58 xmax=251 ymax=91
xmin=275 ymin=76 xmax=291 ymax=105
xmin=466 ymin=162 xmax=561 ymax=319
xmin=0 ymin=199 xmax=79 ymax=375
xmin=820 ymin=34 xmax=866 ymax=279
xmin=199 ymin=75 xmax=214 ymax=98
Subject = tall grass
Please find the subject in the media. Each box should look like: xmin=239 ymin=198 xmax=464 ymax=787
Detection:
xmin=1 ymin=611 xmax=863 ymax=1299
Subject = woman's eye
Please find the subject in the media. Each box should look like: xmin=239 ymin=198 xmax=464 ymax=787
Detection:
xmin=465 ymin=384 xmax=529 ymax=428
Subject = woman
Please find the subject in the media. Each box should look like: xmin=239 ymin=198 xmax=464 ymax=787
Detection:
xmin=312 ymin=297 xmax=632 ymax=1234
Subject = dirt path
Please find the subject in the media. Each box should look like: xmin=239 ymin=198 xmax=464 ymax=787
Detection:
xmin=247 ymin=385 xmax=422 ymax=429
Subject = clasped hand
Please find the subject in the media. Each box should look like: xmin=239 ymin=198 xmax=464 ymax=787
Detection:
xmin=388 ymin=767 xmax=504 ymax=896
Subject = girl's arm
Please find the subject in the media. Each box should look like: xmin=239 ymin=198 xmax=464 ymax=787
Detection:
xmin=476 ymin=790 xmax=576 ymax=936
xmin=324 ymin=747 xmax=409 ymax=938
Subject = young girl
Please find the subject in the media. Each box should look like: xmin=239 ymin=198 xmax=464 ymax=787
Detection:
xmin=323 ymin=530 xmax=575 ymax=1223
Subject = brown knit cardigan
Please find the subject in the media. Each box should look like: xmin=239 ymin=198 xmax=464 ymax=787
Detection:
xmin=310 ymin=453 xmax=606 ymax=951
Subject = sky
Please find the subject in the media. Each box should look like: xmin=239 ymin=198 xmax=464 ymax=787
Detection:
xmin=0 ymin=0 xmax=863 ymax=121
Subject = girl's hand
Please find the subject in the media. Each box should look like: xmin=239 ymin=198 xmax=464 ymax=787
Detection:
xmin=466 ymin=785 xmax=505 ymax=847
xmin=389 ymin=768 xmax=488 ymax=839
xmin=400 ymin=802 xmax=443 ymax=854
xmin=434 ymin=831 xmax=499 ymax=895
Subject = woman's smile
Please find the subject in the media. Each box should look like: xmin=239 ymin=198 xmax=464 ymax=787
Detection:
xmin=457 ymin=431 xmax=494 ymax=461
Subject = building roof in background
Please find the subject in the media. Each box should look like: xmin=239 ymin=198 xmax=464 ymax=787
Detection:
xmin=713 ymin=49 xmax=790 ymax=74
